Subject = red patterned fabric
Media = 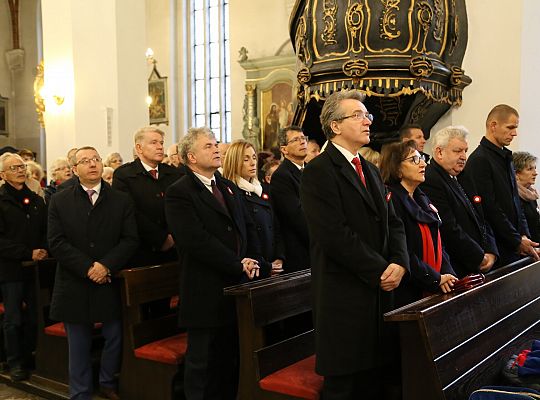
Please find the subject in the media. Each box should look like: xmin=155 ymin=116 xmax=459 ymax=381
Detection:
xmin=259 ymin=355 xmax=323 ymax=400
xmin=134 ymin=333 xmax=188 ymax=365
xmin=44 ymin=322 xmax=103 ymax=337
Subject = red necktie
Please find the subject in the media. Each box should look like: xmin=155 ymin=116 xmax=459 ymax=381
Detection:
xmin=149 ymin=169 xmax=158 ymax=179
xmin=351 ymin=157 xmax=366 ymax=187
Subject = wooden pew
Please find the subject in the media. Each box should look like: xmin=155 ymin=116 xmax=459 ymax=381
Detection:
xmin=118 ymin=262 xmax=186 ymax=400
xmin=224 ymin=270 xmax=323 ymax=400
xmin=384 ymin=257 xmax=540 ymax=400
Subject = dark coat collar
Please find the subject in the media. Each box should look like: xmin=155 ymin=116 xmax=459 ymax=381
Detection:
xmin=480 ymin=136 xmax=513 ymax=160
xmin=388 ymin=182 xmax=440 ymax=225
xmin=325 ymin=141 xmax=379 ymax=214
xmin=124 ymin=158 xmax=176 ymax=179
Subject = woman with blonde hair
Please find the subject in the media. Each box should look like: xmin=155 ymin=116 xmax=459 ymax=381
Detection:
xmin=103 ymin=152 xmax=123 ymax=170
xmin=222 ymin=140 xmax=284 ymax=277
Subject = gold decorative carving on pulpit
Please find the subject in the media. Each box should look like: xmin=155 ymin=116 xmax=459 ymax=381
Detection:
xmin=450 ymin=66 xmax=464 ymax=86
xmin=342 ymin=59 xmax=369 ymax=79
xmin=321 ymin=0 xmax=338 ymax=46
xmin=297 ymin=67 xmax=311 ymax=85
xmin=413 ymin=1 xmax=433 ymax=54
xmin=380 ymin=0 xmax=401 ymax=40
xmin=296 ymin=16 xmax=310 ymax=64
xmin=409 ymin=56 xmax=433 ymax=78
xmin=377 ymin=97 xmax=402 ymax=126
xmin=347 ymin=2 xmax=366 ymax=53
xmin=449 ymin=0 xmax=459 ymax=55
xmin=432 ymin=0 xmax=444 ymax=42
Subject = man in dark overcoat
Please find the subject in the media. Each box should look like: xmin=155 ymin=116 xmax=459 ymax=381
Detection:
xmin=165 ymin=127 xmax=260 ymax=400
xmin=48 ymin=146 xmax=138 ymax=400
xmin=113 ymin=127 xmax=183 ymax=267
xmin=464 ymin=104 xmax=539 ymax=265
xmin=421 ymin=125 xmax=499 ymax=278
xmin=270 ymin=126 xmax=310 ymax=272
xmin=301 ymin=90 xmax=409 ymax=400
xmin=0 ymin=152 xmax=48 ymax=381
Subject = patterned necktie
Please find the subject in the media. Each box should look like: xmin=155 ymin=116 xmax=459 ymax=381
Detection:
xmin=351 ymin=157 xmax=367 ymax=187
xmin=86 ymin=189 xmax=96 ymax=205
xmin=149 ymin=169 xmax=158 ymax=180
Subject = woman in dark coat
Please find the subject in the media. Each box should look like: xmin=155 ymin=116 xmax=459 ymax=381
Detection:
xmin=222 ymin=140 xmax=285 ymax=278
xmin=513 ymin=151 xmax=540 ymax=243
xmin=380 ymin=140 xmax=457 ymax=308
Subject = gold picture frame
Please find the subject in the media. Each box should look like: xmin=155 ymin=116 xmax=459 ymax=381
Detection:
xmin=148 ymin=66 xmax=169 ymax=125
xmin=0 ymin=96 xmax=8 ymax=136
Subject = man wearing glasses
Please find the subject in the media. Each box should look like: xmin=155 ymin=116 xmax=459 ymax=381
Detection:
xmin=301 ymin=90 xmax=409 ymax=399
xmin=0 ymin=153 xmax=48 ymax=381
xmin=270 ymin=126 xmax=310 ymax=272
xmin=48 ymin=147 xmax=138 ymax=400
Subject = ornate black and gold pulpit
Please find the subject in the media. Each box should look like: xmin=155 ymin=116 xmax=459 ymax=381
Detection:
xmin=289 ymin=0 xmax=471 ymax=148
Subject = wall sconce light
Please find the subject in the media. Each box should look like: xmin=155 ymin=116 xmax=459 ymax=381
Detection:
xmin=52 ymin=95 xmax=65 ymax=105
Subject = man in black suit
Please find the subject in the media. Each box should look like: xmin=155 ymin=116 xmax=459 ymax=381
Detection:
xmin=165 ymin=127 xmax=260 ymax=400
xmin=270 ymin=126 xmax=310 ymax=272
xmin=0 ymin=153 xmax=48 ymax=381
xmin=400 ymin=124 xmax=430 ymax=163
xmin=465 ymin=105 xmax=539 ymax=266
xmin=48 ymin=147 xmax=138 ymax=400
xmin=421 ymin=126 xmax=499 ymax=277
xmin=301 ymin=90 xmax=409 ymax=400
xmin=113 ymin=127 xmax=183 ymax=267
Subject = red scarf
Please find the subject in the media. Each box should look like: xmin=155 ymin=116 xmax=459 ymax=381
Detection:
xmin=418 ymin=223 xmax=442 ymax=272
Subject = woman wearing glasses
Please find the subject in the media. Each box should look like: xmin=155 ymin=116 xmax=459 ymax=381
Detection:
xmin=380 ymin=140 xmax=457 ymax=308
xmin=222 ymin=140 xmax=285 ymax=278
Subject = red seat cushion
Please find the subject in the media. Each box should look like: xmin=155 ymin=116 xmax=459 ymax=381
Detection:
xmin=259 ymin=355 xmax=323 ymax=400
xmin=44 ymin=322 xmax=103 ymax=337
xmin=134 ymin=333 xmax=187 ymax=365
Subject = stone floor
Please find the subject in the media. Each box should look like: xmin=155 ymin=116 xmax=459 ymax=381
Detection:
xmin=0 ymin=383 xmax=44 ymax=400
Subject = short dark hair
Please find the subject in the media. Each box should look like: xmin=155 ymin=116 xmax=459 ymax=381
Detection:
xmin=486 ymin=104 xmax=519 ymax=127
xmin=399 ymin=124 xmax=424 ymax=139
xmin=379 ymin=140 xmax=417 ymax=185
xmin=278 ymin=126 xmax=304 ymax=146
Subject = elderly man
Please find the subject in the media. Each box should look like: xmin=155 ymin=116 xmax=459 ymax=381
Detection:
xmin=400 ymin=124 xmax=430 ymax=162
xmin=48 ymin=147 xmax=138 ymax=400
xmin=113 ymin=127 xmax=183 ymax=267
xmin=421 ymin=126 xmax=499 ymax=277
xmin=166 ymin=143 xmax=181 ymax=168
xmin=270 ymin=126 xmax=310 ymax=272
xmin=301 ymin=90 xmax=409 ymax=399
xmin=165 ymin=127 xmax=260 ymax=400
xmin=465 ymin=105 xmax=539 ymax=266
xmin=0 ymin=153 xmax=48 ymax=381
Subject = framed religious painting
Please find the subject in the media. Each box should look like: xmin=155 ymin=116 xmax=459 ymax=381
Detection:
xmin=148 ymin=67 xmax=169 ymax=125
xmin=239 ymin=50 xmax=297 ymax=151
xmin=0 ymin=96 xmax=8 ymax=136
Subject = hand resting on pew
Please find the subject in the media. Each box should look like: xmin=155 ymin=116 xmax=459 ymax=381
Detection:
xmin=87 ymin=261 xmax=112 ymax=284
xmin=242 ymin=258 xmax=260 ymax=279
xmin=439 ymin=273 xmax=458 ymax=293
xmin=380 ymin=263 xmax=407 ymax=291
xmin=518 ymin=235 xmax=540 ymax=261
xmin=271 ymin=259 xmax=284 ymax=276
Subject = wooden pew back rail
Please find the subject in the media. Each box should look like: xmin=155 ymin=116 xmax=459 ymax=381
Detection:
xmin=225 ymin=270 xmax=322 ymax=400
xmin=385 ymin=258 xmax=540 ymax=400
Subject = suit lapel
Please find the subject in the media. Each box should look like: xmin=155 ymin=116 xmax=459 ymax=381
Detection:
xmin=327 ymin=144 xmax=379 ymax=215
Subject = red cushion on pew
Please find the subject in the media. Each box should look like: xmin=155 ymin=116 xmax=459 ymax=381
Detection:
xmin=259 ymin=355 xmax=323 ymax=400
xmin=134 ymin=333 xmax=187 ymax=365
xmin=44 ymin=322 xmax=103 ymax=337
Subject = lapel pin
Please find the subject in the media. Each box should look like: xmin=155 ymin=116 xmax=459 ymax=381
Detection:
xmin=473 ymin=195 xmax=481 ymax=203
xmin=227 ymin=186 xmax=234 ymax=195
xmin=23 ymin=198 xmax=30 ymax=205
xmin=262 ymin=193 xmax=269 ymax=200
xmin=385 ymin=192 xmax=392 ymax=202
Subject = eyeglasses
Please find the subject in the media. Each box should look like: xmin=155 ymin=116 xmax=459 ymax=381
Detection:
xmin=4 ymin=164 xmax=27 ymax=172
xmin=76 ymin=157 xmax=102 ymax=166
xmin=287 ymin=135 xmax=309 ymax=145
xmin=336 ymin=112 xmax=374 ymax=122
xmin=403 ymin=154 xmax=425 ymax=165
